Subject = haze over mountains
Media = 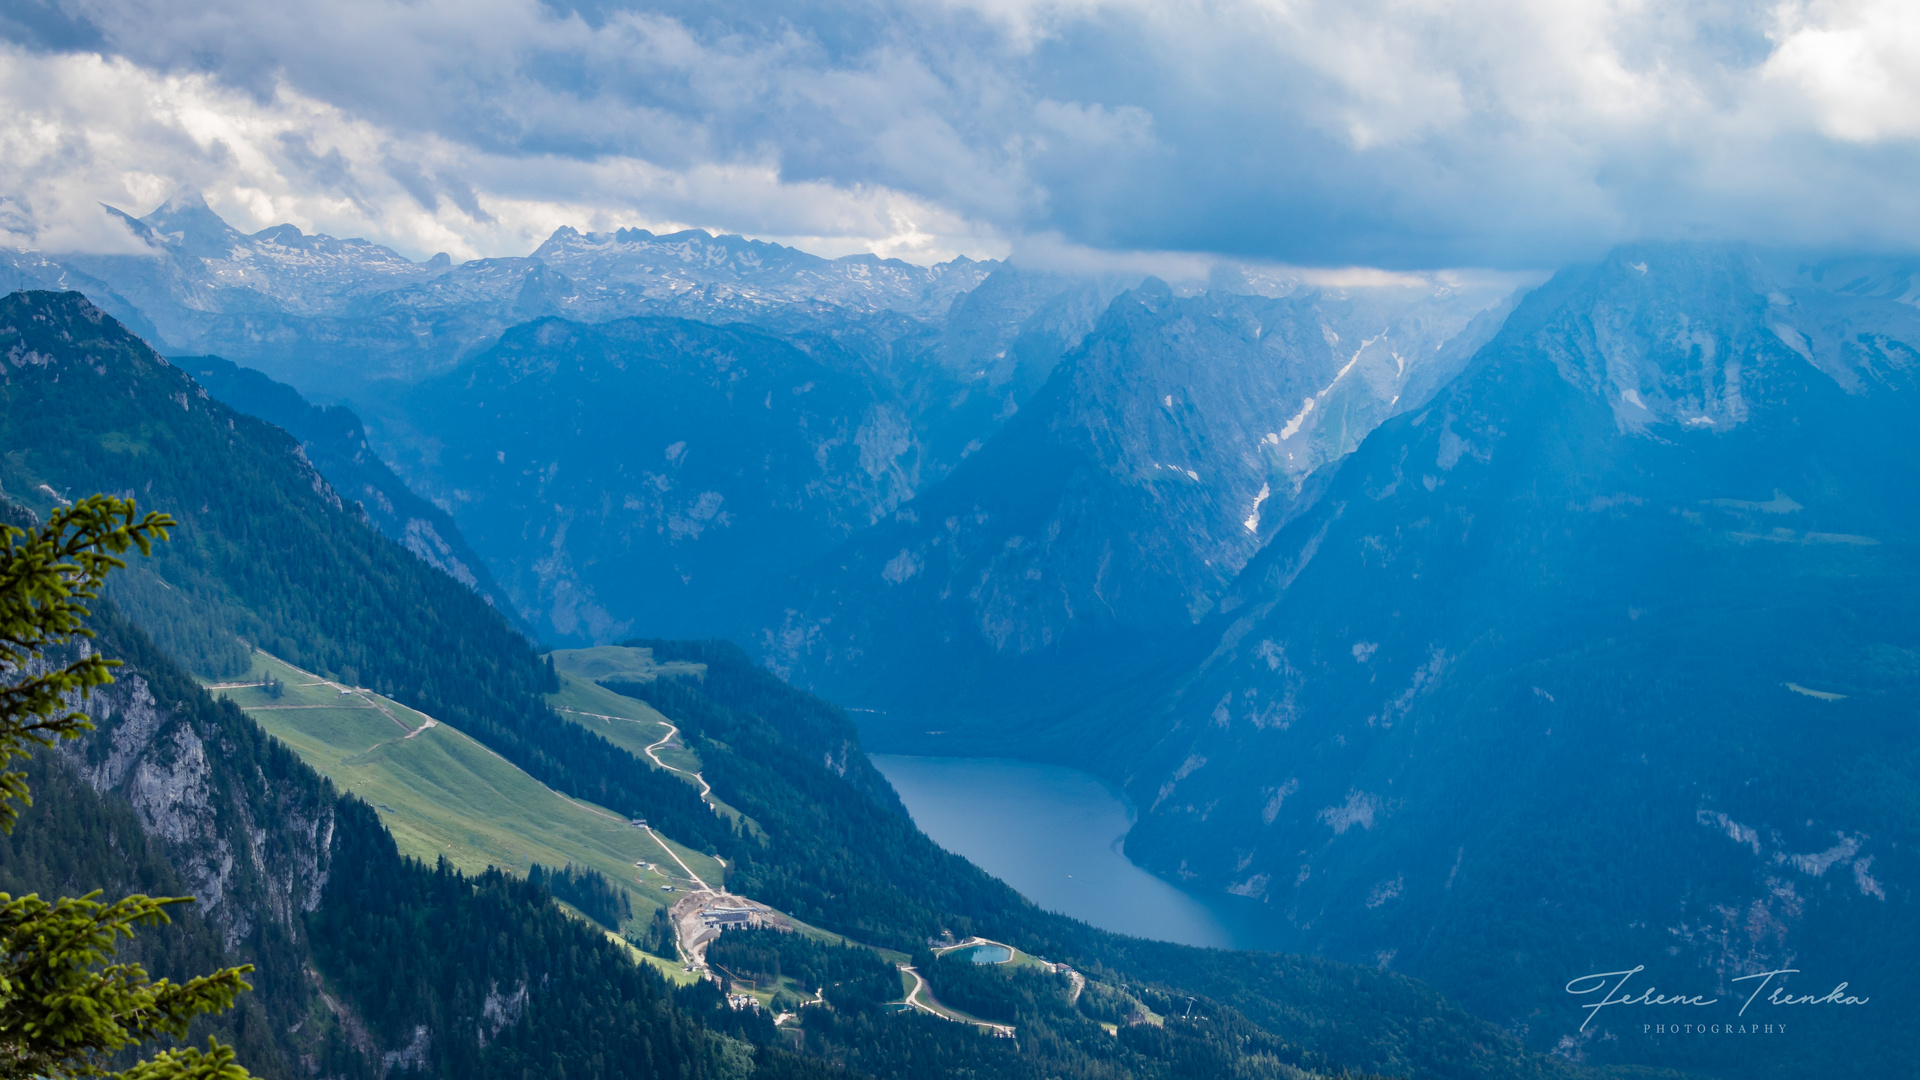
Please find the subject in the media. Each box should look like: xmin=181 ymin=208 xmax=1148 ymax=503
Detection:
xmin=0 ymin=287 xmax=1592 ymax=1080
xmin=1123 ymin=245 xmax=1920 ymax=1073
xmin=9 ymin=195 xmax=1511 ymax=647
xmin=4 ymin=194 xmax=1913 ymax=1077
xmin=752 ymin=278 xmax=1516 ymax=734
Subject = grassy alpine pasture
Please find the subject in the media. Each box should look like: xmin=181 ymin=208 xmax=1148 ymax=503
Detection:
xmin=546 ymin=647 xmax=761 ymax=832
xmin=209 ymin=651 xmax=724 ymax=926
xmin=552 ymin=644 xmax=708 ymax=685
xmin=549 ymin=657 xmax=698 ymax=764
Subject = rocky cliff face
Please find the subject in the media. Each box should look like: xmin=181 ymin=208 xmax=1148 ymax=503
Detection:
xmin=748 ymin=277 xmax=1512 ymax=744
xmin=66 ymin=656 xmax=336 ymax=951
xmin=18 ymin=614 xmax=339 ymax=962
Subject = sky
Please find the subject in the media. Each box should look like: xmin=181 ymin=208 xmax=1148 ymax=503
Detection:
xmin=0 ymin=0 xmax=1916 ymax=269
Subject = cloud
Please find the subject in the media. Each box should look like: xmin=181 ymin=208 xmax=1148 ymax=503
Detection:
xmin=1764 ymin=0 xmax=1920 ymax=140
xmin=0 ymin=44 xmax=994 ymax=261
xmin=0 ymin=0 xmax=1917 ymax=267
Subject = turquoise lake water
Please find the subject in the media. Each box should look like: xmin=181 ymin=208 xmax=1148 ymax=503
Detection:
xmin=871 ymin=755 xmax=1288 ymax=952
xmin=958 ymin=944 xmax=1012 ymax=964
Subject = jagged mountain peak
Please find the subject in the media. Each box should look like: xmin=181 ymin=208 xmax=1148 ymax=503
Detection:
xmin=108 ymin=192 xmax=430 ymax=275
xmin=1484 ymin=240 xmax=1861 ymax=435
xmin=136 ymin=188 xmax=247 ymax=258
xmin=528 ymin=222 xmax=999 ymax=315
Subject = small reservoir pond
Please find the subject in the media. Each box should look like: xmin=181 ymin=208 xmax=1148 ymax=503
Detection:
xmin=872 ymin=755 xmax=1288 ymax=952
xmin=954 ymin=944 xmax=1012 ymax=964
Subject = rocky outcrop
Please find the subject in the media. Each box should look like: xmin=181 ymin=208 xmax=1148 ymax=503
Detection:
xmin=64 ymin=647 xmax=334 ymax=952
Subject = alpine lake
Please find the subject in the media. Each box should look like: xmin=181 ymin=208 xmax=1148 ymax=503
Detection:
xmin=871 ymin=755 xmax=1289 ymax=952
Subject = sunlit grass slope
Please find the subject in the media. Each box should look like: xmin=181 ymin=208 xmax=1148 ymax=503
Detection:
xmin=209 ymin=651 xmax=724 ymax=919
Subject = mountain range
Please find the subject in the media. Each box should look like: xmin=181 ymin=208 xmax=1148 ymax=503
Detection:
xmin=0 ymin=192 xmax=993 ymax=384
xmin=5 ymin=192 xmax=1914 ymax=1078
xmin=747 ymin=277 xmax=1515 ymax=742
xmin=1102 ymin=244 xmax=1918 ymax=1075
xmin=7 ymin=195 xmax=1510 ymax=655
xmin=0 ymin=287 xmax=1594 ymax=1080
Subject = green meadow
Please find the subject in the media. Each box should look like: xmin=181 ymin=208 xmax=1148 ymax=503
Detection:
xmin=209 ymin=651 xmax=724 ymax=928
xmin=547 ymin=647 xmax=760 ymax=832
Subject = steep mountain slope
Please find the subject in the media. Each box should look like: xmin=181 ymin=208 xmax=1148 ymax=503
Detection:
xmin=397 ymin=316 xmax=934 ymax=639
xmin=1115 ymin=244 xmax=1916 ymax=1076
xmin=0 ymin=291 xmax=834 ymax=1076
xmin=0 ymin=287 xmax=1606 ymax=1080
xmin=219 ymin=649 xmax=719 ymax=925
xmin=182 ymin=355 xmax=512 ymax=615
xmin=11 ymin=605 xmax=762 ymax=1080
xmin=753 ymin=279 xmax=1512 ymax=748
xmin=376 ymin=266 xmax=1136 ymax=643
xmin=0 ymin=290 xmax=727 ymax=854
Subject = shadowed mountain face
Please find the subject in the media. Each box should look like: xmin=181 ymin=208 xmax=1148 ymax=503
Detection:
xmin=399 ymin=316 xmax=933 ymax=640
xmin=1105 ymin=244 xmax=1918 ymax=1075
xmin=183 ymin=354 xmax=517 ymax=619
xmin=358 ymin=268 xmax=1134 ymax=644
xmin=344 ymin=259 xmax=1509 ymax=649
xmin=746 ymin=278 xmax=1513 ymax=746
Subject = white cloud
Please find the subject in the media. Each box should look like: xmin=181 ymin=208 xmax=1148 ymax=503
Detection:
xmin=0 ymin=45 xmax=1004 ymax=261
xmin=1764 ymin=0 xmax=1920 ymax=141
xmin=0 ymin=0 xmax=1917 ymax=266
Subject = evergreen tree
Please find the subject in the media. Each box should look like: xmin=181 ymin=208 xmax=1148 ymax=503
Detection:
xmin=0 ymin=495 xmax=254 ymax=1080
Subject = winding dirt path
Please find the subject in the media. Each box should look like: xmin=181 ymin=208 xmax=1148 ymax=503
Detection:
xmin=556 ymin=707 xmax=718 ymax=810
xmin=642 ymin=722 xmax=714 ymax=803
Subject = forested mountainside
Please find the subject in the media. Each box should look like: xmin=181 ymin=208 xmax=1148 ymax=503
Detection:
xmin=0 ymin=287 xmax=1612 ymax=1079
xmin=748 ymin=279 xmax=1513 ymax=750
xmin=0 ymin=290 xmax=729 ymax=849
xmin=1101 ymin=244 xmax=1915 ymax=1076
xmin=598 ymin=642 xmax=1586 ymax=1080
xmin=182 ymin=355 xmax=513 ymax=616
xmin=8 ymin=604 xmax=794 ymax=1080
